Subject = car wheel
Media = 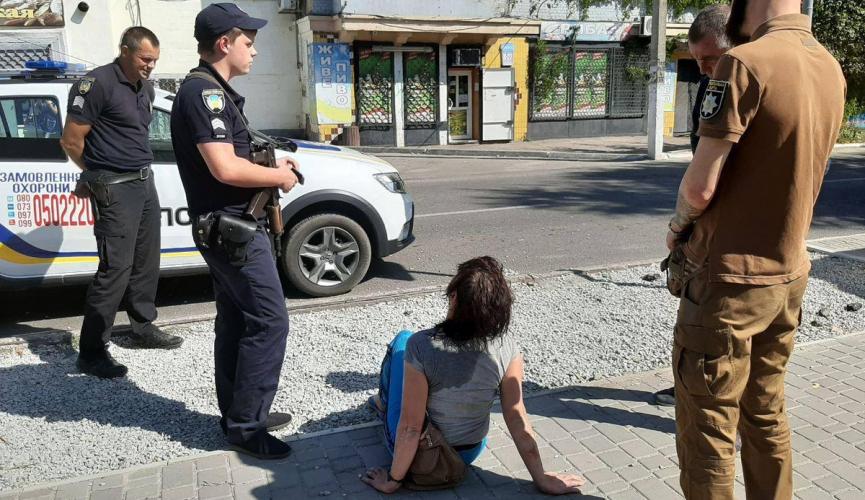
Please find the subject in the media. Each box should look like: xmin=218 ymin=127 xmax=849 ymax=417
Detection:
xmin=282 ymin=213 xmax=372 ymax=297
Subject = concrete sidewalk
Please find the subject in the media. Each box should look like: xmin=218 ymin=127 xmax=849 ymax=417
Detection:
xmin=5 ymin=333 xmax=865 ymax=500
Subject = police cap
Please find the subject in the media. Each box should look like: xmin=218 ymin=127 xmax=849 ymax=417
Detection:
xmin=194 ymin=3 xmax=267 ymax=41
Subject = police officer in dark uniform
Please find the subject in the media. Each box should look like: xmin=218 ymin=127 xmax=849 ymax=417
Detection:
xmin=170 ymin=3 xmax=300 ymax=459
xmin=61 ymin=27 xmax=183 ymax=380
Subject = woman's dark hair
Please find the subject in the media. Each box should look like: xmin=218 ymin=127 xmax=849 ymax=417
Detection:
xmin=436 ymin=256 xmax=513 ymax=345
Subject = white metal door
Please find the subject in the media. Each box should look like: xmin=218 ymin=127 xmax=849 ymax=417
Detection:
xmin=482 ymin=68 xmax=514 ymax=141
xmin=447 ymin=70 xmax=472 ymax=141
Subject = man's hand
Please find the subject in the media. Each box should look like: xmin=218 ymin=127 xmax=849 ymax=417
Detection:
xmin=535 ymin=471 xmax=585 ymax=495
xmin=359 ymin=467 xmax=401 ymax=494
xmin=274 ymin=159 xmax=299 ymax=192
xmin=666 ymin=229 xmax=679 ymax=252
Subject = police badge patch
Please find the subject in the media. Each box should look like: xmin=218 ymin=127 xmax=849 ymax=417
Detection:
xmin=201 ymin=89 xmax=226 ymax=114
xmin=78 ymin=77 xmax=95 ymax=95
xmin=700 ymin=80 xmax=728 ymax=120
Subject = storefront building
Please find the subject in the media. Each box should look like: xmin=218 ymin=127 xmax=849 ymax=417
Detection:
xmin=1 ymin=1 xmax=705 ymax=145
xmin=298 ymin=14 xmax=538 ymax=146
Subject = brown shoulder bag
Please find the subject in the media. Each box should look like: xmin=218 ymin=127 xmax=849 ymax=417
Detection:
xmin=403 ymin=421 xmax=467 ymax=490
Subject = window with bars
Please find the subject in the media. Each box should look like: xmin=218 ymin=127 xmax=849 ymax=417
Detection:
xmin=403 ymin=51 xmax=437 ymax=128
xmin=530 ymin=44 xmax=649 ymax=121
xmin=356 ymin=49 xmax=393 ymax=126
xmin=530 ymin=46 xmax=570 ymax=120
xmin=0 ymin=47 xmax=50 ymax=70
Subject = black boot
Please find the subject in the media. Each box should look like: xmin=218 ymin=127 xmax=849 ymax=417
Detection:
xmin=77 ymin=352 xmax=128 ymax=379
xmin=230 ymin=431 xmax=292 ymax=460
xmin=128 ymin=326 xmax=184 ymax=350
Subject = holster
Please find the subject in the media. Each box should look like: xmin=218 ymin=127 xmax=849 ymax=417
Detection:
xmin=217 ymin=214 xmax=258 ymax=267
xmin=77 ymin=170 xmax=111 ymax=207
xmin=660 ymin=246 xmax=701 ymax=298
xmin=660 ymin=246 xmax=687 ymax=298
xmin=193 ymin=213 xmax=217 ymax=250
xmin=193 ymin=213 xmax=258 ymax=267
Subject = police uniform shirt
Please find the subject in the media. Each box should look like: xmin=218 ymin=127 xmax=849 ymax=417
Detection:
xmin=170 ymin=61 xmax=257 ymax=218
xmin=686 ymin=13 xmax=846 ymax=285
xmin=66 ymin=59 xmax=155 ymax=172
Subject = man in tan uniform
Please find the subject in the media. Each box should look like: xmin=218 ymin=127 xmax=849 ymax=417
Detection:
xmin=665 ymin=0 xmax=846 ymax=498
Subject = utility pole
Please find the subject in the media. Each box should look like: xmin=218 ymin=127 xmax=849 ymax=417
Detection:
xmin=647 ymin=0 xmax=668 ymax=160
xmin=802 ymin=0 xmax=814 ymax=27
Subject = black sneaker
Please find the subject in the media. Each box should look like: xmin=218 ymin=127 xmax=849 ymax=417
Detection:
xmin=77 ymin=352 xmax=128 ymax=379
xmin=128 ymin=327 xmax=184 ymax=350
xmin=653 ymin=387 xmax=676 ymax=406
xmin=265 ymin=412 xmax=293 ymax=432
xmin=230 ymin=431 xmax=293 ymax=460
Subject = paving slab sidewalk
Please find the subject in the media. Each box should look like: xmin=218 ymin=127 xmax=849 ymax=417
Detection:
xmin=4 ymin=333 xmax=865 ymax=500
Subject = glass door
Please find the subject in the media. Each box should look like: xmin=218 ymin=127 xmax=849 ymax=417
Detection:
xmin=447 ymin=70 xmax=472 ymax=141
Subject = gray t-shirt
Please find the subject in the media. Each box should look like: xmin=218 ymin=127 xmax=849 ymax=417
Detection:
xmin=404 ymin=328 xmax=520 ymax=446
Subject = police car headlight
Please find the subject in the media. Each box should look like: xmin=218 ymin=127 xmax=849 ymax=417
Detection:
xmin=374 ymin=172 xmax=407 ymax=194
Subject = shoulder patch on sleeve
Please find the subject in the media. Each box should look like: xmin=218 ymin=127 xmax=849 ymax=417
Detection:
xmin=210 ymin=117 xmax=227 ymax=139
xmin=700 ymin=80 xmax=728 ymax=120
xmin=201 ymin=89 xmax=226 ymax=114
xmin=77 ymin=77 xmax=95 ymax=95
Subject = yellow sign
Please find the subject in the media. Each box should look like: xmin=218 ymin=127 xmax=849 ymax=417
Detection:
xmin=1 ymin=1 xmax=64 ymax=28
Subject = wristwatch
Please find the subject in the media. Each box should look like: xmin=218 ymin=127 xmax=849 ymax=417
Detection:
xmin=387 ymin=471 xmax=403 ymax=483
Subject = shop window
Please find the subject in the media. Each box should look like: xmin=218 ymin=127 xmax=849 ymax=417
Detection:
xmin=0 ymin=96 xmax=66 ymax=161
xmin=572 ymin=51 xmax=609 ymax=119
xmin=357 ymin=49 xmax=393 ymax=126
xmin=403 ymin=50 xmax=437 ymax=128
xmin=530 ymin=44 xmax=649 ymax=121
xmin=530 ymin=45 xmax=570 ymax=120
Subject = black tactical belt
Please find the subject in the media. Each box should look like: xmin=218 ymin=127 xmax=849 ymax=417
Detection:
xmin=91 ymin=166 xmax=150 ymax=184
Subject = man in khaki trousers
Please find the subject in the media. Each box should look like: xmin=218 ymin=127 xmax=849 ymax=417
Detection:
xmin=664 ymin=1 xmax=846 ymax=498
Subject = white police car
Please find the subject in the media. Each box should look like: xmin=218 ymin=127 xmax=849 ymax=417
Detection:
xmin=0 ymin=62 xmax=414 ymax=297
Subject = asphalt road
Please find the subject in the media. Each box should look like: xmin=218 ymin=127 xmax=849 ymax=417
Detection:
xmin=3 ymin=149 xmax=864 ymax=336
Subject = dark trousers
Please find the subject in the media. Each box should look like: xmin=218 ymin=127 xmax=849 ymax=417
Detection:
xmin=201 ymin=229 xmax=289 ymax=444
xmin=80 ymin=174 xmax=160 ymax=357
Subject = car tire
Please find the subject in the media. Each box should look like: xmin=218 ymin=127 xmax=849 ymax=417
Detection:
xmin=282 ymin=213 xmax=372 ymax=297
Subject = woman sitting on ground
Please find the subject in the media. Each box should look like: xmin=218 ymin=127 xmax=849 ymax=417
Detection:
xmin=360 ymin=256 xmax=585 ymax=495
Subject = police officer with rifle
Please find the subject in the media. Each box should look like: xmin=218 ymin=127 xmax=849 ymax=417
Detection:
xmin=170 ymin=3 xmax=301 ymax=459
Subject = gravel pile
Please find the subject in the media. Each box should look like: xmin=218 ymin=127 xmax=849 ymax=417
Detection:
xmin=1 ymin=253 xmax=863 ymax=490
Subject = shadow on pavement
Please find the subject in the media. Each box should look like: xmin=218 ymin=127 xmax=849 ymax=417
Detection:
xmin=325 ymin=370 xmax=378 ymax=393
xmin=472 ymin=161 xmax=684 ymax=216
xmin=0 ymin=336 xmax=222 ymax=452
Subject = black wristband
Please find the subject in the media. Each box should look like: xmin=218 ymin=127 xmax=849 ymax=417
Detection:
xmin=388 ymin=471 xmax=403 ymax=483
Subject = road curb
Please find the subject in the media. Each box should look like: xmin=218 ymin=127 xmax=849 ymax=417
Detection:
xmin=0 ymin=261 xmax=666 ymax=350
xmin=356 ymin=146 xmax=652 ymax=162
xmin=358 ymin=141 xmax=865 ymax=162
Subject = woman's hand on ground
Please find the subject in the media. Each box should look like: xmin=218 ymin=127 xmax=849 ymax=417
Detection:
xmin=359 ymin=467 xmax=401 ymax=494
xmin=535 ymin=471 xmax=585 ymax=495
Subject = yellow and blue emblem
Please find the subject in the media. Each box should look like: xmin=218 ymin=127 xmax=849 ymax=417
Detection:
xmin=201 ymin=89 xmax=226 ymax=114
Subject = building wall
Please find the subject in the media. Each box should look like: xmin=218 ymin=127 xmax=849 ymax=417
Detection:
xmin=338 ymin=0 xmax=500 ymax=17
xmin=483 ymin=37 xmax=530 ymax=141
xmin=504 ymin=0 xmax=645 ymax=21
xmin=53 ymin=0 xmax=303 ymax=133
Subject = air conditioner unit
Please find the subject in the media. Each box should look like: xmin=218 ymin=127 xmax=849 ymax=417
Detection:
xmin=641 ymin=16 xmax=652 ymax=36
xmin=452 ymin=48 xmax=481 ymax=67
xmin=279 ymin=0 xmax=301 ymax=13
